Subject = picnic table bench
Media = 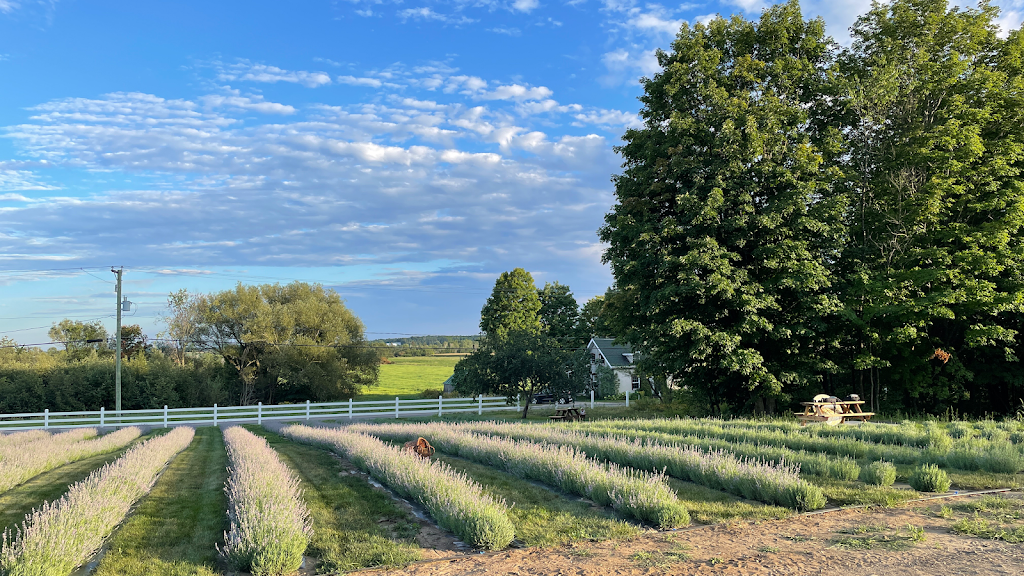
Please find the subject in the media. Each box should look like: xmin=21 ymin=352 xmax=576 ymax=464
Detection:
xmin=549 ymin=407 xmax=586 ymax=421
xmin=795 ymin=394 xmax=874 ymax=426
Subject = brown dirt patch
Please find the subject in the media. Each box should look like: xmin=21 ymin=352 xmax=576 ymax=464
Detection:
xmin=358 ymin=492 xmax=1024 ymax=576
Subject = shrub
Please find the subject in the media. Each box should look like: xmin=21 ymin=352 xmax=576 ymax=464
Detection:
xmin=908 ymin=464 xmax=951 ymax=493
xmin=977 ymin=444 xmax=1024 ymax=474
xmin=221 ymin=427 xmax=311 ymax=576
xmin=859 ymin=461 xmax=897 ymax=486
xmin=281 ymin=425 xmax=515 ymax=550
xmin=0 ymin=427 xmax=194 ymax=576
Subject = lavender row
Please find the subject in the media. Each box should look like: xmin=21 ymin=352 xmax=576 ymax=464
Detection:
xmin=281 ymin=425 xmax=515 ymax=550
xmin=348 ymin=422 xmax=693 ymax=526
xmin=0 ymin=428 xmax=141 ymax=494
xmin=0 ymin=431 xmax=51 ymax=448
xmin=221 ymin=427 xmax=311 ymax=576
xmin=0 ymin=427 xmax=194 ymax=576
xmin=362 ymin=422 xmax=825 ymax=511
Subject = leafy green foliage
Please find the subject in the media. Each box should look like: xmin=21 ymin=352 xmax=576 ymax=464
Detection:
xmin=479 ymin=268 xmax=542 ymax=338
xmin=452 ymin=330 xmax=589 ymax=417
xmin=600 ymin=0 xmax=1024 ymax=416
xmin=538 ymin=282 xmax=584 ymax=345
xmin=47 ymin=320 xmax=108 ymax=361
xmin=600 ymin=1 xmax=846 ymax=413
xmin=199 ymin=281 xmax=378 ymax=405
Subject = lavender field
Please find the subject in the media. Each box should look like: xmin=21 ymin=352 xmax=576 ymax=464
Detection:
xmin=0 ymin=415 xmax=1020 ymax=575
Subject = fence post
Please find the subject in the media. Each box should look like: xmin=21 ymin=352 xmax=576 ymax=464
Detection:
xmin=349 ymin=398 xmax=353 ymax=419
xmin=100 ymin=406 xmax=105 ymax=427
xmin=213 ymin=403 xmax=218 ymax=425
xmin=438 ymin=395 xmax=443 ymax=418
xmin=44 ymin=408 xmax=49 ymax=430
xmin=395 ymin=396 xmax=400 ymax=419
xmin=478 ymin=394 xmax=482 ymax=415
xmin=591 ymin=389 xmax=595 ymax=409
xmin=306 ymin=400 xmax=311 ymax=421
xmin=625 ymin=389 xmax=629 ymax=408
xmin=257 ymin=402 xmax=262 ymax=425
xmin=163 ymin=405 xmax=168 ymax=428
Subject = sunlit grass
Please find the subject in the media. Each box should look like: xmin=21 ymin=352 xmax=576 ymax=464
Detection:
xmin=360 ymin=356 xmax=460 ymax=400
xmin=91 ymin=427 xmax=228 ymax=576
xmin=434 ymin=453 xmax=641 ymax=546
xmin=251 ymin=427 xmax=423 ymax=572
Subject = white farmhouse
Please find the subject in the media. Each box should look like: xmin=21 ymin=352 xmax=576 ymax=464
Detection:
xmin=587 ymin=337 xmax=640 ymax=394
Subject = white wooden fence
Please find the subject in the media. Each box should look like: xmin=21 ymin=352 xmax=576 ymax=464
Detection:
xmin=0 ymin=395 xmax=514 ymax=431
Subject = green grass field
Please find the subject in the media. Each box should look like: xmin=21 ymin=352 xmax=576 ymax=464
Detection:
xmin=359 ymin=356 xmax=462 ymax=401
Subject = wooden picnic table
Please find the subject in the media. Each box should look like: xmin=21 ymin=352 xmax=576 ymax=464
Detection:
xmin=795 ymin=400 xmax=874 ymax=426
xmin=549 ymin=407 xmax=586 ymax=421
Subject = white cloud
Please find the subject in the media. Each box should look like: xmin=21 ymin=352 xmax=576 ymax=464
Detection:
xmin=573 ymin=108 xmax=643 ymax=129
xmin=154 ymin=268 xmax=214 ymax=275
xmin=201 ymin=94 xmax=297 ymax=115
xmin=0 ymin=0 xmax=18 ymax=14
xmin=217 ymin=62 xmax=332 ymax=88
xmin=0 ymin=193 xmax=32 ymax=201
xmin=512 ymin=0 xmax=539 ymax=13
xmin=490 ymin=26 xmax=522 ymax=36
xmin=398 ymin=7 xmax=475 ymax=25
xmin=478 ymin=84 xmax=553 ymax=101
xmin=338 ymin=75 xmax=384 ymax=88
xmin=0 ymin=169 xmax=59 ymax=191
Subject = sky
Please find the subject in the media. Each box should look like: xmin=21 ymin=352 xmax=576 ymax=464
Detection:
xmin=1 ymin=0 xmax=1022 ymax=346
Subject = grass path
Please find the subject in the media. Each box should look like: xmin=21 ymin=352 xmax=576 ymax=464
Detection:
xmin=250 ymin=426 xmax=422 ymax=573
xmin=665 ymin=478 xmax=792 ymax=524
xmin=0 ymin=432 xmax=153 ymax=535
xmin=433 ymin=454 xmax=641 ymax=546
xmin=91 ymin=427 xmax=228 ymax=576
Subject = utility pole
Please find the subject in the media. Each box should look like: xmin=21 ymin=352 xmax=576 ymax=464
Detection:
xmin=112 ymin=267 xmax=123 ymax=418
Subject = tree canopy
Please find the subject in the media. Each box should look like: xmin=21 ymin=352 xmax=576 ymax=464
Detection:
xmin=601 ymin=0 xmax=1024 ymax=415
xmin=198 ymin=281 xmax=378 ymax=404
xmin=479 ymin=268 xmax=543 ymax=338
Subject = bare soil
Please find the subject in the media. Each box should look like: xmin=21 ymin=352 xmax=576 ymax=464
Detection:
xmin=358 ymin=492 xmax=1024 ymax=576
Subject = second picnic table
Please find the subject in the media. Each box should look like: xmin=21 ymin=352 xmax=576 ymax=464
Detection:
xmin=549 ymin=407 xmax=586 ymax=421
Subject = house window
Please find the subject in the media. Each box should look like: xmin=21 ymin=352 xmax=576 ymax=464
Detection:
xmin=631 ymin=375 xmax=640 ymax=390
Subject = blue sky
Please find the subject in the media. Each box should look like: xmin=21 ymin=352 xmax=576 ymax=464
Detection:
xmin=2 ymin=0 xmax=1022 ymax=346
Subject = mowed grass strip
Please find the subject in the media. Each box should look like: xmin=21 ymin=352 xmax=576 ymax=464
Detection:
xmin=91 ymin=427 xmax=228 ymax=576
xmin=361 ymin=356 xmax=460 ymax=400
xmin=0 ymin=432 xmax=155 ymax=535
xmin=664 ymin=478 xmax=792 ymax=524
xmin=433 ymin=453 xmax=641 ymax=547
xmin=250 ymin=427 xmax=421 ymax=572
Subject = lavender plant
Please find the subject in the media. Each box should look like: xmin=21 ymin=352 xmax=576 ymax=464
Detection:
xmin=0 ymin=427 xmax=141 ymax=494
xmin=280 ymin=425 xmax=516 ymax=550
xmin=220 ymin=427 xmax=311 ymax=576
xmin=0 ymin=431 xmax=50 ymax=448
xmin=0 ymin=426 xmax=194 ymax=576
xmin=347 ymin=422 xmax=694 ymax=524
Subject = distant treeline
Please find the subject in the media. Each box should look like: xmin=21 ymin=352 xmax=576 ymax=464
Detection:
xmin=372 ymin=335 xmax=481 ymax=357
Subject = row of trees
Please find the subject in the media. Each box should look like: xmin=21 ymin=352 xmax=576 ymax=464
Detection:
xmin=0 ymin=281 xmax=379 ymax=412
xmin=601 ymin=0 xmax=1024 ymax=415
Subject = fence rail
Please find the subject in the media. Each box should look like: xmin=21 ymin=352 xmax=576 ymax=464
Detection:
xmin=0 ymin=395 xmax=515 ymax=431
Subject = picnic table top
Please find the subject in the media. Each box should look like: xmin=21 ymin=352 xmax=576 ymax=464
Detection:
xmin=799 ymin=400 xmax=865 ymax=406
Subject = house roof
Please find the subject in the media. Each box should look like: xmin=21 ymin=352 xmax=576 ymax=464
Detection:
xmin=589 ymin=337 xmax=635 ymax=368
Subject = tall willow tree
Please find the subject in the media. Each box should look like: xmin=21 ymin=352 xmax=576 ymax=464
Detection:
xmin=600 ymin=1 xmax=846 ymax=412
xmin=838 ymin=0 xmax=1024 ymax=413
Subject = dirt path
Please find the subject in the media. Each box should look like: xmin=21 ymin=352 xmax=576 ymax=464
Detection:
xmin=357 ymin=493 xmax=1023 ymax=576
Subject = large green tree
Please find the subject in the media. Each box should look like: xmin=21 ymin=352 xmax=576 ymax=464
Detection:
xmin=837 ymin=0 xmax=1024 ymax=413
xmin=537 ymin=281 xmax=583 ymax=344
xmin=479 ymin=268 xmax=542 ymax=338
xmin=451 ymin=329 xmax=588 ymax=418
xmin=48 ymin=319 xmax=108 ymax=361
xmin=198 ymin=282 xmax=377 ymax=404
xmin=600 ymin=1 xmax=846 ymax=413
